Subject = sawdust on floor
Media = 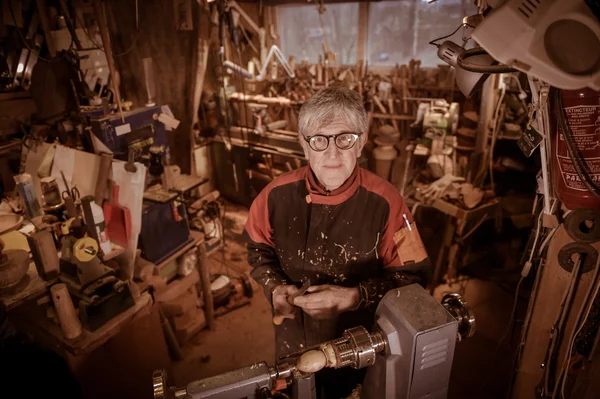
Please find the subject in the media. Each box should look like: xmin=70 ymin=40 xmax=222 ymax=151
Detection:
xmin=171 ymin=203 xmax=275 ymax=386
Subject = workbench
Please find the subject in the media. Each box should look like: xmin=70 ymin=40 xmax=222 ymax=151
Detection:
xmin=0 ymin=229 xmax=180 ymax=398
xmin=9 ymin=292 xmax=170 ymax=399
xmin=10 ymin=291 xmax=153 ymax=356
xmin=429 ymin=198 xmax=501 ymax=288
xmin=151 ymin=229 xmax=216 ymax=330
xmin=406 ymin=197 xmax=501 ymax=290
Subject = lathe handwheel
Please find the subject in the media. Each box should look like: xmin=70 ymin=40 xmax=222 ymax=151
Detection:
xmin=442 ymin=292 xmax=476 ymax=340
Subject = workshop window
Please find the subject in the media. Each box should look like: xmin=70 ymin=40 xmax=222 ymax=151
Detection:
xmin=277 ymin=3 xmax=359 ymax=65
xmin=368 ymin=0 xmax=478 ymax=67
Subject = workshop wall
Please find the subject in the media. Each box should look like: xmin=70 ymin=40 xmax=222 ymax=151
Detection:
xmin=104 ymin=0 xmax=211 ymax=174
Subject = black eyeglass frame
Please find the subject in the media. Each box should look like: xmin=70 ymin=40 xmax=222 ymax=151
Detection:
xmin=303 ymin=132 xmax=363 ymax=152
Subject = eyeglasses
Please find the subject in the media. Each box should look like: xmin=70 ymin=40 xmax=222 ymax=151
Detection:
xmin=303 ymin=132 xmax=363 ymax=152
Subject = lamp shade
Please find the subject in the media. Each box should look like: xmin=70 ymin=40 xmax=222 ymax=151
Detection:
xmin=437 ymin=41 xmax=493 ymax=97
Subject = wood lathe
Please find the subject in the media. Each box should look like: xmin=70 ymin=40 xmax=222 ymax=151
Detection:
xmin=152 ymin=284 xmax=476 ymax=399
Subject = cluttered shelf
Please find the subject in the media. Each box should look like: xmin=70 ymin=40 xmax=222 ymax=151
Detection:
xmin=0 ymin=122 xmax=229 ymax=380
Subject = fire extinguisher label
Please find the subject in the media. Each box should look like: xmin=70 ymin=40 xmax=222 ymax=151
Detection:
xmin=556 ymin=105 xmax=600 ymax=191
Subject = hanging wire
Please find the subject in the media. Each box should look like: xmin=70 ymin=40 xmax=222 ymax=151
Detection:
xmin=428 ymin=22 xmax=474 ymax=48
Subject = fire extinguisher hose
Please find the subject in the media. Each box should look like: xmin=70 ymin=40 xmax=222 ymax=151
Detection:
xmin=553 ymin=88 xmax=600 ymax=201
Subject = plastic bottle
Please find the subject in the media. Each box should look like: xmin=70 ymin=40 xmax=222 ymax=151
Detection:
xmin=90 ymin=202 xmax=112 ymax=255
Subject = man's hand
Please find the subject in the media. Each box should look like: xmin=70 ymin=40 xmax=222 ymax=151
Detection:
xmin=272 ymin=284 xmax=300 ymax=322
xmin=293 ymin=285 xmax=360 ymax=320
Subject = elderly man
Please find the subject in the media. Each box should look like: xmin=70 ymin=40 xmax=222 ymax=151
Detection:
xmin=244 ymin=87 xmax=431 ymax=398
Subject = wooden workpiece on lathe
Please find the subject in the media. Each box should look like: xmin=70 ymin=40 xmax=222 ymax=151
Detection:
xmin=296 ymin=350 xmax=327 ymax=374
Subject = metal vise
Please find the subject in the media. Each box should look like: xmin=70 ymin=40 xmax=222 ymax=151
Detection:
xmin=153 ymin=284 xmax=475 ymax=399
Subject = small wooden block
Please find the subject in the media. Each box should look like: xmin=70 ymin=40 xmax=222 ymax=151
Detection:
xmin=27 ymin=230 xmax=59 ymax=280
xmin=174 ymin=317 xmax=205 ymax=345
xmin=172 ymin=308 xmax=205 ymax=331
xmin=160 ymin=288 xmax=200 ymax=317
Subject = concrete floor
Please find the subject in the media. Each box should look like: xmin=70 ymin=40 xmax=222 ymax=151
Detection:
xmin=172 ymin=203 xmax=525 ymax=399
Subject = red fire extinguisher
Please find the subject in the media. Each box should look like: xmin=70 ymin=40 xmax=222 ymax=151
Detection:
xmin=551 ymin=88 xmax=600 ymax=210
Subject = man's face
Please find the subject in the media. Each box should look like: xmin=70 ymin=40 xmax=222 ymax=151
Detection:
xmin=300 ymin=120 xmax=365 ymax=191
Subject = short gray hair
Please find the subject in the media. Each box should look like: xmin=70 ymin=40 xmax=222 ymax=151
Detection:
xmin=298 ymin=87 xmax=368 ymax=137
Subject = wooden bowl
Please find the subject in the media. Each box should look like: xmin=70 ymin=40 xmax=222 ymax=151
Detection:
xmin=0 ymin=248 xmax=30 ymax=289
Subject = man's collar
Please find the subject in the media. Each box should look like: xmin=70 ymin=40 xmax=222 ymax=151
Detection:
xmin=306 ymin=165 xmax=359 ymax=197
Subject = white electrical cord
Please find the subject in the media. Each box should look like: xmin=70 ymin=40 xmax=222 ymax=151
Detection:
xmin=536 ymin=199 xmax=560 ymax=257
xmin=495 ymin=210 xmax=544 ymax=370
xmin=527 ymin=76 xmax=554 ymax=215
xmin=545 ymin=254 xmax=583 ymax=397
xmin=555 ymin=255 xmax=600 ymax=399
xmin=503 ymin=74 xmax=528 ymax=110
xmin=528 ymin=211 xmax=545 ymax=264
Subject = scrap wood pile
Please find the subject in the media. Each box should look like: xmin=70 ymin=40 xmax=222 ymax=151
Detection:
xmin=227 ymin=55 xmax=461 ymax=135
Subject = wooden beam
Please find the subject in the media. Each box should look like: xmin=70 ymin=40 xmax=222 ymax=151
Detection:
xmin=370 ymin=112 xmax=415 ymax=121
xmin=190 ymin=37 xmax=209 ymax=176
xmin=237 ymin=0 xmax=381 ymax=4
xmin=356 ymin=2 xmax=368 ymax=64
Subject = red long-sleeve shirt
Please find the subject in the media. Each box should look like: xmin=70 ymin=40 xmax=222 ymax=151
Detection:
xmin=244 ymin=165 xmax=430 ymax=357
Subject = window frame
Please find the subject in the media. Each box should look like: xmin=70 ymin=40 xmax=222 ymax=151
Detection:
xmin=274 ymin=2 xmax=364 ymax=66
xmin=270 ymin=0 xmax=477 ymax=73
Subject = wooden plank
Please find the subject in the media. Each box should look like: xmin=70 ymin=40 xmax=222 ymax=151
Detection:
xmin=513 ymin=227 xmax=599 ymax=398
xmin=156 ymin=270 xmax=199 ymax=303
xmin=370 ymin=112 xmax=416 ymax=121
xmin=356 ymin=2 xmax=368 ymax=64
xmin=194 ymin=229 xmax=215 ymax=330
xmin=432 ymin=198 xmax=460 ymax=218
xmin=190 ymin=38 xmax=209 ymax=176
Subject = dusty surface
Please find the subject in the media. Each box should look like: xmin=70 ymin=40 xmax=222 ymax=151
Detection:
xmin=172 ymin=202 xmax=523 ymax=399
xmin=171 ymin=203 xmax=275 ymax=386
